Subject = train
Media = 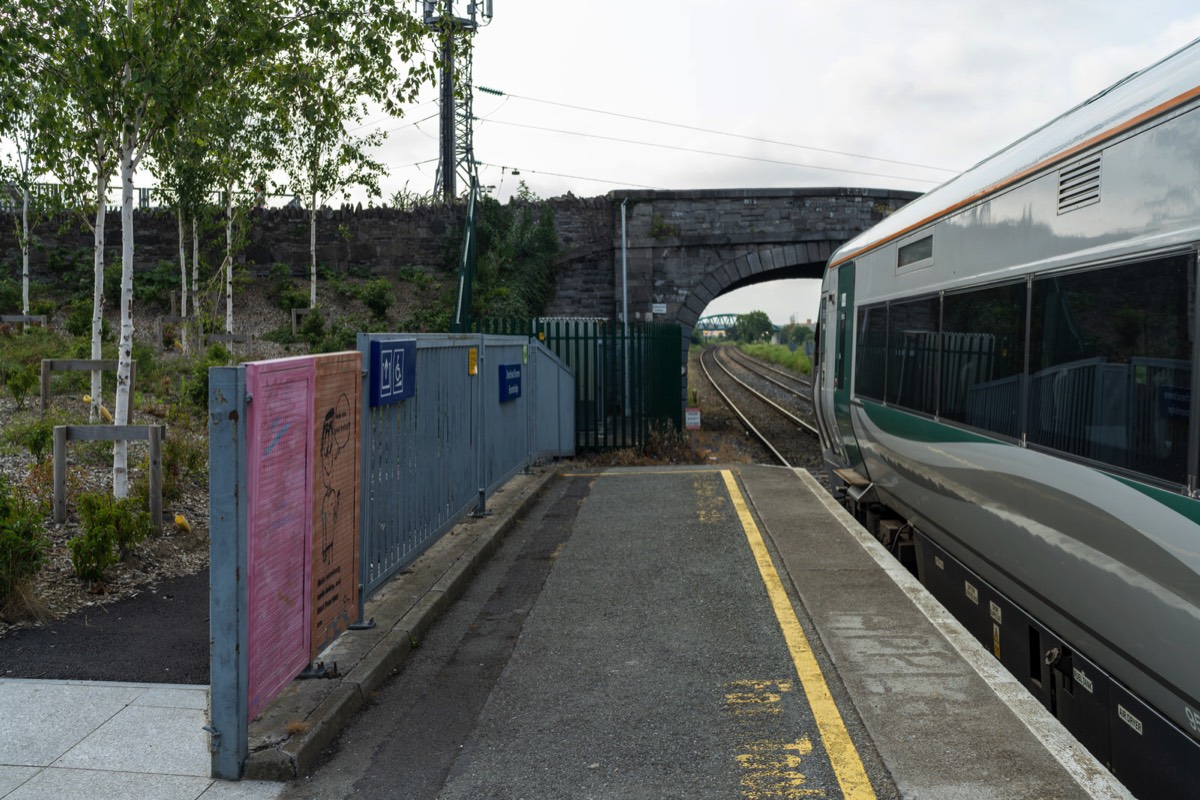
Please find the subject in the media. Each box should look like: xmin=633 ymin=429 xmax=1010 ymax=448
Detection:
xmin=812 ymin=37 xmax=1200 ymax=799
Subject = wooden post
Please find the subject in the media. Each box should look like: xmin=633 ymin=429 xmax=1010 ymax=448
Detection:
xmin=149 ymin=425 xmax=163 ymax=527
xmin=52 ymin=425 xmax=67 ymax=523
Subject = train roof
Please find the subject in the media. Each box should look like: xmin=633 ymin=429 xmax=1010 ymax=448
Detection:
xmin=829 ymin=37 xmax=1200 ymax=269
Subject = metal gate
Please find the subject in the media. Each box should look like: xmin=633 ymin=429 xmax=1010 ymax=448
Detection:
xmin=475 ymin=318 xmax=683 ymax=450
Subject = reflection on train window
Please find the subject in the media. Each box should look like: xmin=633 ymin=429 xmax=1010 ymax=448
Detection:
xmin=886 ymin=296 xmax=939 ymax=414
xmin=856 ymin=305 xmax=887 ymax=401
xmin=940 ymin=282 xmax=1026 ymax=438
xmin=1029 ymin=255 xmax=1193 ymax=483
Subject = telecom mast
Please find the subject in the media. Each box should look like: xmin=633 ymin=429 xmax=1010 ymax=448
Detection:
xmin=423 ymin=1 xmax=492 ymax=203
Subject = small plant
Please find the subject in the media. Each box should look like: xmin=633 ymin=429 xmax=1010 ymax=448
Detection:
xmin=183 ymin=342 xmax=233 ymax=408
xmin=0 ymin=476 xmax=50 ymax=618
xmin=5 ymin=418 xmax=55 ymax=462
xmin=69 ymin=492 xmax=155 ymax=581
xmin=359 ymin=277 xmax=394 ymax=320
xmin=7 ymin=364 xmax=37 ymax=410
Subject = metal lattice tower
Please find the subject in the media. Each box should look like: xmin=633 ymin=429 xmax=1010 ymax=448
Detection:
xmin=425 ymin=2 xmax=491 ymax=203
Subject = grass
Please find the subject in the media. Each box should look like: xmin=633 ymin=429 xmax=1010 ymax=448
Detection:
xmin=738 ymin=342 xmax=812 ymax=375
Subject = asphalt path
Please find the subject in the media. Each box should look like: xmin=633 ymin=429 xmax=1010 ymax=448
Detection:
xmin=282 ymin=469 xmax=897 ymax=799
xmin=0 ymin=569 xmax=210 ymax=684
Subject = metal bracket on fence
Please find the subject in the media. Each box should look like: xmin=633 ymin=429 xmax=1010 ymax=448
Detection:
xmin=298 ymin=661 xmax=339 ymax=680
xmin=471 ymin=488 xmax=491 ymax=517
xmin=348 ymin=617 xmax=376 ymax=631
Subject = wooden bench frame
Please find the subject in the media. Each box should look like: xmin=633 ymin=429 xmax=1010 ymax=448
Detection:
xmin=52 ymin=424 xmax=166 ymax=526
xmin=41 ymin=358 xmax=136 ymax=411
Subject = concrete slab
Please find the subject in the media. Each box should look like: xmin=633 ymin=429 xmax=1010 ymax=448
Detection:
xmin=55 ymin=704 xmax=210 ymax=776
xmin=0 ymin=682 xmax=141 ymax=766
xmin=3 ymin=768 xmax=211 ymax=800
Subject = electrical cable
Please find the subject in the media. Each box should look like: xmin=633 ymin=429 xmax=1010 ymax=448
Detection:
xmin=476 ymin=86 xmax=961 ymax=174
xmin=477 ymin=160 xmax=664 ymax=190
xmin=476 ymin=118 xmax=944 ymax=184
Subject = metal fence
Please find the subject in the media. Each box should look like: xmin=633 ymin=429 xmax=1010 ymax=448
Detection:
xmin=208 ymin=333 xmax=573 ymax=779
xmin=475 ymin=318 xmax=683 ymax=451
xmin=356 ymin=332 xmax=574 ymax=600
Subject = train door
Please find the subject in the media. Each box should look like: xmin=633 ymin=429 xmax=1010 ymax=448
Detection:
xmin=818 ymin=262 xmax=862 ymax=468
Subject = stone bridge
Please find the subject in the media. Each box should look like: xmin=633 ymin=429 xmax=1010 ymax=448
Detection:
xmin=543 ymin=186 xmax=920 ymax=376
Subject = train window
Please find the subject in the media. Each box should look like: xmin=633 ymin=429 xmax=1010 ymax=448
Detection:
xmin=1028 ymin=255 xmax=1193 ymax=483
xmin=885 ymin=296 xmax=940 ymax=414
xmin=855 ymin=305 xmax=887 ymax=401
xmin=898 ymin=235 xmax=933 ymax=268
xmin=940 ymin=282 xmax=1027 ymax=438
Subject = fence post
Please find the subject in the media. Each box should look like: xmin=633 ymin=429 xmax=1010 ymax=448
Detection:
xmin=475 ymin=333 xmax=487 ymax=515
xmin=148 ymin=425 xmax=163 ymax=527
xmin=52 ymin=426 xmax=67 ymax=523
xmin=207 ymin=366 xmax=249 ymax=780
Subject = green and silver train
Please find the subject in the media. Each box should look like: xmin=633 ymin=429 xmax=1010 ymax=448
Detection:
xmin=813 ymin=37 xmax=1200 ymax=799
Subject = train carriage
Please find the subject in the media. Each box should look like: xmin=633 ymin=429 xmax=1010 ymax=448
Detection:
xmin=813 ymin=37 xmax=1200 ymax=799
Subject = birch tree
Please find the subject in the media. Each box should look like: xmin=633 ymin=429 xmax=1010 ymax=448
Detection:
xmin=278 ymin=1 xmax=434 ymax=309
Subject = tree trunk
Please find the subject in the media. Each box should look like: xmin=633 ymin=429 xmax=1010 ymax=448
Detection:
xmin=20 ymin=185 xmax=29 ymax=323
xmin=90 ymin=171 xmax=108 ymax=424
xmin=225 ymin=186 xmax=234 ymax=333
xmin=192 ymin=215 xmax=199 ymax=340
xmin=178 ymin=205 xmax=189 ymax=353
xmin=309 ymin=192 xmax=317 ymax=308
xmin=113 ymin=133 xmax=136 ymax=499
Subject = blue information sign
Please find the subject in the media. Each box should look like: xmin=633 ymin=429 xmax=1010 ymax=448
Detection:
xmin=369 ymin=339 xmax=416 ymax=407
xmin=499 ymin=363 xmax=522 ymax=403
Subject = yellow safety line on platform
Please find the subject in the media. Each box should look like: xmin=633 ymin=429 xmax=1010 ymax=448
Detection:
xmin=721 ymin=470 xmax=876 ymax=800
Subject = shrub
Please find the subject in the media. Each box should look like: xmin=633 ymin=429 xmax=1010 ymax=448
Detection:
xmin=7 ymin=364 xmax=37 ymax=410
xmin=69 ymin=492 xmax=154 ymax=581
xmin=0 ymin=476 xmax=49 ymax=602
xmin=5 ymin=418 xmax=55 ymax=462
xmin=359 ymin=277 xmax=394 ymax=320
xmin=183 ymin=342 xmax=232 ymax=408
xmin=0 ymin=277 xmax=20 ymax=313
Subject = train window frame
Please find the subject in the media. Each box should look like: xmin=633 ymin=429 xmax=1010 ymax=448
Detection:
xmin=1026 ymin=251 xmax=1195 ymax=488
xmin=939 ymin=279 xmax=1028 ymax=440
xmin=883 ymin=293 xmax=941 ymax=416
xmin=897 ymin=233 xmax=934 ymax=275
xmin=855 ymin=303 xmax=888 ymax=403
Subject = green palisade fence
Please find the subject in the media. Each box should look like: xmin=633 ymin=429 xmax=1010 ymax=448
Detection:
xmin=475 ymin=318 xmax=682 ymax=451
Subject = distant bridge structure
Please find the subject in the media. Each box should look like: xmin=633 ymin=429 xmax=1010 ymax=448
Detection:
xmin=542 ymin=187 xmax=921 ymax=403
xmin=694 ymin=314 xmax=740 ymax=332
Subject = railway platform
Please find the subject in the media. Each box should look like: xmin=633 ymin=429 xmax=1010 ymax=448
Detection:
xmin=275 ymin=464 xmax=1130 ymax=798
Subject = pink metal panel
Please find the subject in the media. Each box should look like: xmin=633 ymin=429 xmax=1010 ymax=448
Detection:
xmin=246 ymin=357 xmax=315 ymax=720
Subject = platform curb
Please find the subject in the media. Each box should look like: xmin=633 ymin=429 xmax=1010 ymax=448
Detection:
xmin=242 ymin=464 xmax=562 ymax=781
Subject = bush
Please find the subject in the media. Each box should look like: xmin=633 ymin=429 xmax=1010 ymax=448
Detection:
xmin=7 ymin=364 xmax=37 ymax=410
xmin=132 ymin=433 xmax=205 ymax=505
xmin=0 ymin=476 xmax=49 ymax=601
xmin=183 ymin=343 xmax=232 ymax=408
xmin=69 ymin=492 xmax=154 ymax=581
xmin=4 ymin=418 xmax=55 ymax=462
xmin=0 ymin=277 xmax=21 ymax=312
xmin=359 ymin=277 xmax=394 ymax=320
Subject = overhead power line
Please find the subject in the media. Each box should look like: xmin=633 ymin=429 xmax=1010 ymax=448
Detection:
xmin=476 ymin=161 xmax=665 ymax=191
xmin=476 ymin=118 xmax=945 ymax=185
xmin=477 ymin=85 xmax=961 ymax=175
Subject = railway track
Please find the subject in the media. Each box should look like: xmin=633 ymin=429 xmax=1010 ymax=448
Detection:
xmin=697 ymin=345 xmax=824 ymax=474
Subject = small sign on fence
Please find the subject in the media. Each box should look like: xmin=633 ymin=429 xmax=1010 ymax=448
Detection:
xmin=368 ymin=339 xmax=416 ymax=407
xmin=499 ymin=363 xmax=522 ymax=403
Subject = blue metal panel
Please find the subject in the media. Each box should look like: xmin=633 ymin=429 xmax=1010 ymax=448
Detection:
xmin=207 ymin=366 xmax=249 ymax=780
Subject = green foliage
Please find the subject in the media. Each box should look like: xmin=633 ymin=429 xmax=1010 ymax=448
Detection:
xmin=270 ymin=263 xmax=309 ymax=310
xmin=474 ymin=194 xmax=561 ymax=320
xmin=133 ymin=261 xmax=180 ymax=306
xmin=132 ymin=433 xmax=205 ymax=506
xmin=70 ymin=493 xmax=154 ymax=581
xmin=730 ymin=310 xmax=774 ymax=344
xmin=359 ymin=277 xmax=393 ymax=320
xmin=4 ymin=418 xmax=55 ymax=462
xmin=396 ymin=266 xmax=433 ymax=290
xmin=740 ymin=342 xmax=813 ymax=376
xmin=0 ymin=476 xmax=48 ymax=600
xmin=0 ymin=278 xmax=19 ymax=312
xmin=183 ymin=343 xmax=233 ymax=408
xmin=6 ymin=364 xmax=36 ymax=409
xmin=777 ymin=322 xmax=813 ymax=348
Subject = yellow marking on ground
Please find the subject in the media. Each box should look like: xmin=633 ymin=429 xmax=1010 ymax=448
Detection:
xmin=725 ymin=680 xmax=794 ymax=716
xmin=695 ymin=474 xmax=728 ymax=524
xmin=721 ymin=470 xmax=877 ymax=800
xmin=736 ymin=737 xmax=824 ymax=798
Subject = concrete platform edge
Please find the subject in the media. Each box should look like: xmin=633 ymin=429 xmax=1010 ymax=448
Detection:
xmin=242 ymin=464 xmax=562 ymax=782
xmin=789 ymin=468 xmax=1134 ymax=800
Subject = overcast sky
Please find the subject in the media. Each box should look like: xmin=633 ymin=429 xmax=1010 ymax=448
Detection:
xmin=362 ymin=1 xmax=1200 ymax=324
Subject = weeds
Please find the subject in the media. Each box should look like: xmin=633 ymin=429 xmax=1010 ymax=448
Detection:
xmin=69 ymin=492 xmax=155 ymax=582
